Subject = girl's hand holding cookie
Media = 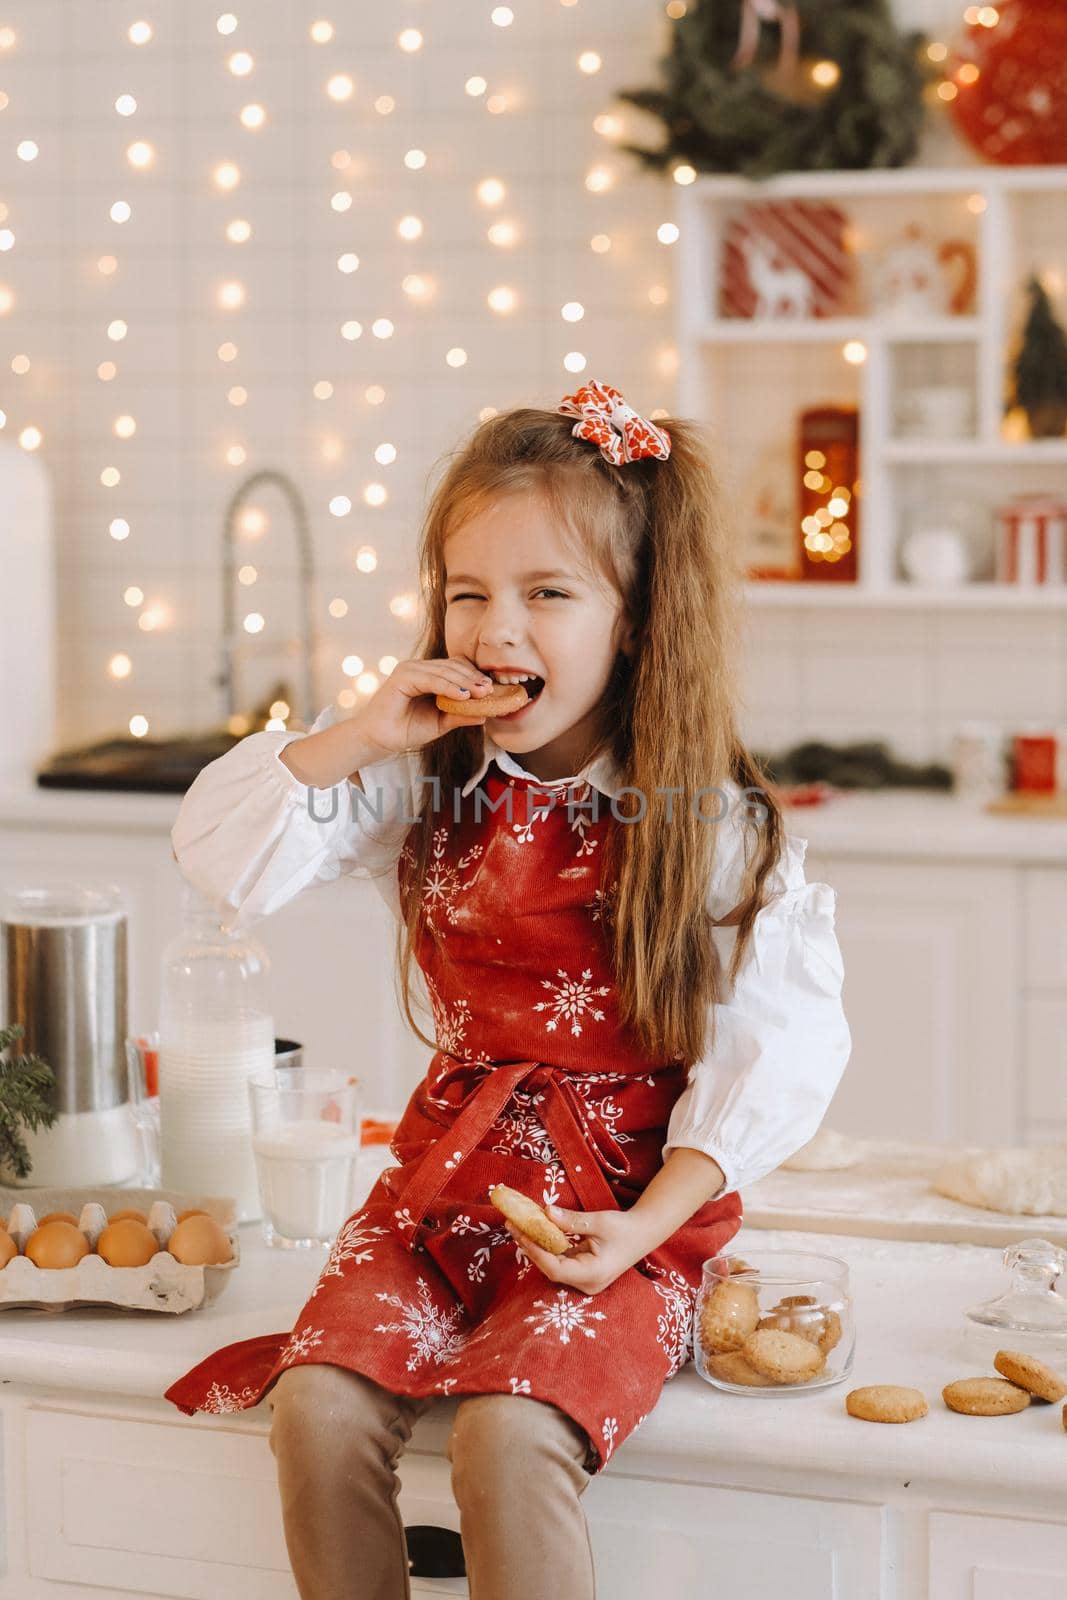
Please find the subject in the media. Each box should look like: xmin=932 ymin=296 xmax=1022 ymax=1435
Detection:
xmin=503 ymin=1203 xmax=658 ymax=1296
xmin=352 ymin=656 xmax=498 ymax=759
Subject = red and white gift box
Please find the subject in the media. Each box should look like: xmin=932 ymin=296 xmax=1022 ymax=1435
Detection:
xmin=996 ymin=495 xmax=1067 ymax=585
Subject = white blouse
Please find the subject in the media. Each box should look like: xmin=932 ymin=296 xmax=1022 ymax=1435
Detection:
xmin=171 ymin=704 xmax=851 ymax=1199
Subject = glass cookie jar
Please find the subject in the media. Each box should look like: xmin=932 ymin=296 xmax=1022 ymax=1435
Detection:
xmin=694 ymin=1250 xmax=855 ymax=1394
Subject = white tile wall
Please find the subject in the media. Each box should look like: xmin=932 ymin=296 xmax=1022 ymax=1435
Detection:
xmin=2 ymin=0 xmax=1056 ymax=769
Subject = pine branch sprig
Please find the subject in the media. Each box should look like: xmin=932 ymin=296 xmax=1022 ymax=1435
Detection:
xmin=0 ymin=1022 xmax=59 ymax=1182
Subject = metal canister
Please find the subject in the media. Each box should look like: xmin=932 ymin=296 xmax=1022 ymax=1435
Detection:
xmin=0 ymin=883 xmax=128 ymax=1113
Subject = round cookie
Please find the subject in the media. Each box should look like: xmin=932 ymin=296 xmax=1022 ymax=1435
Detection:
xmin=742 ymin=1328 xmax=826 ymax=1384
xmin=488 ymin=1184 xmax=569 ymax=1255
xmin=942 ymin=1377 xmax=1031 ymax=1416
xmin=436 ymin=682 xmax=529 ymax=719
xmin=993 ymin=1349 xmax=1067 ymax=1405
xmin=698 ymin=1279 xmax=761 ymax=1355
xmin=845 ymin=1385 xmax=929 ymax=1423
xmin=758 ymin=1299 xmax=843 ymax=1357
xmin=708 ymin=1350 xmax=776 ymax=1388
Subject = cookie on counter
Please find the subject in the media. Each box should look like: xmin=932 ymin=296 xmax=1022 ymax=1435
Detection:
xmin=942 ymin=1377 xmax=1030 ymax=1415
xmin=993 ymin=1349 xmax=1067 ymax=1404
xmin=845 ymin=1385 xmax=928 ymax=1424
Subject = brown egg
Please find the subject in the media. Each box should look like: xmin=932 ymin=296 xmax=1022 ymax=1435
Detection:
xmin=108 ymin=1208 xmax=147 ymax=1224
xmin=0 ymin=1228 xmax=17 ymax=1268
xmin=97 ymin=1218 xmax=160 ymax=1267
xmin=168 ymin=1213 xmax=233 ymax=1265
xmin=37 ymin=1210 xmax=80 ymax=1227
xmin=25 ymin=1220 xmax=91 ymax=1268
xmin=176 ymin=1208 xmax=210 ymax=1223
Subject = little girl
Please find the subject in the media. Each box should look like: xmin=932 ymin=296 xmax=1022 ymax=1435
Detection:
xmin=164 ymin=380 xmax=851 ymax=1600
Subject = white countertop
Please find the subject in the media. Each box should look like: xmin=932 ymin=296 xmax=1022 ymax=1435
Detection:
xmin=2 ymin=776 xmax=1066 ymax=863
xmin=3 ymin=1219 xmax=1065 ymax=1501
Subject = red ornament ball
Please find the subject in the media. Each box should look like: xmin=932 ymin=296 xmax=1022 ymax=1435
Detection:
xmin=950 ymin=0 xmax=1067 ymax=165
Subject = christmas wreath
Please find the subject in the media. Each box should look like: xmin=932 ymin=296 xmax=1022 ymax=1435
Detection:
xmin=618 ymin=0 xmax=931 ymax=178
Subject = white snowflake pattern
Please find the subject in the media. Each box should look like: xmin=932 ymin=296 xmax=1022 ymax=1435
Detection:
xmin=601 ymin=1416 xmax=619 ymax=1459
xmin=509 ymin=1376 xmax=532 ymax=1395
xmin=201 ymin=1381 xmax=261 ymax=1413
xmin=524 ymin=1289 xmax=607 ymax=1345
xmin=278 ymin=1325 xmax=326 ymax=1366
xmin=532 ymin=968 xmax=611 ymax=1038
xmin=426 ymin=973 xmax=476 ymax=1061
xmin=587 ymin=880 xmax=618 ymax=926
xmin=308 ymin=1211 xmax=389 ymax=1298
xmin=649 ymin=1267 xmax=696 ymax=1377
xmin=421 ymin=827 xmax=484 ymax=929
xmin=374 ymin=1276 xmax=467 ymax=1371
xmin=436 ymin=1376 xmax=459 ymax=1395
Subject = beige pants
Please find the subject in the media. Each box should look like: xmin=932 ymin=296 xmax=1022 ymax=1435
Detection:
xmin=267 ymin=1362 xmax=595 ymax=1600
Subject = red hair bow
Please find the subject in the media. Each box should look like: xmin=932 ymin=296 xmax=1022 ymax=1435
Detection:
xmin=557 ymin=379 xmax=671 ymax=466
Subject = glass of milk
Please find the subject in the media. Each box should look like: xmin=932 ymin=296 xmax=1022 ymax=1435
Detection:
xmin=248 ymin=1067 xmax=361 ymax=1248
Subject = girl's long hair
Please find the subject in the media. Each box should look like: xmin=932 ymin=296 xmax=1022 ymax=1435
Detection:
xmin=394 ymin=405 xmax=786 ymax=1067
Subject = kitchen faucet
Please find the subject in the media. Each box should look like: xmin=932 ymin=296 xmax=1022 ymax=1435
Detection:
xmin=218 ymin=469 xmax=318 ymax=728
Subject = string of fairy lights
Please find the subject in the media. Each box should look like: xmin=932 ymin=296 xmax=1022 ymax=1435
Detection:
xmin=0 ymin=2 xmax=693 ymax=740
xmin=0 ymin=3 xmax=994 ymax=737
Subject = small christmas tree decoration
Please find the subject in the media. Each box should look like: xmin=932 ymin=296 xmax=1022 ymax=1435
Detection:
xmin=617 ymin=0 xmax=930 ymax=179
xmin=0 ymin=1022 xmax=58 ymax=1182
xmin=1010 ymin=277 xmax=1067 ymax=439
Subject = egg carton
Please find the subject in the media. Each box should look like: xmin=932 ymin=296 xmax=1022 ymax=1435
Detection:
xmin=0 ymin=1198 xmax=241 ymax=1314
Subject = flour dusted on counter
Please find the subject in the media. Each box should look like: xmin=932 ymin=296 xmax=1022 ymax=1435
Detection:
xmin=934 ymin=1146 xmax=1067 ymax=1216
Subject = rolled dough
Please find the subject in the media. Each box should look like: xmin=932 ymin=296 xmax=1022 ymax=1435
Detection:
xmin=782 ymin=1127 xmax=864 ymax=1172
xmin=933 ymin=1146 xmax=1067 ymax=1217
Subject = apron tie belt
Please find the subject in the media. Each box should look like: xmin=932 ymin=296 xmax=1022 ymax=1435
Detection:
xmin=394 ymin=1058 xmax=629 ymax=1250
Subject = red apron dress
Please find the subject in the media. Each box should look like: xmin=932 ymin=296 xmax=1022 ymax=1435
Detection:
xmin=164 ymin=760 xmax=742 ymax=1470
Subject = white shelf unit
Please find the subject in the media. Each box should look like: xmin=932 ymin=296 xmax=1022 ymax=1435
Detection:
xmin=675 ymin=165 xmax=1067 ymax=608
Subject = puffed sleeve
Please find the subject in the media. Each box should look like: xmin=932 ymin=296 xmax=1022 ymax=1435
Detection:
xmin=170 ymin=704 xmax=424 ymax=932
xmin=663 ymin=791 xmax=851 ymax=1198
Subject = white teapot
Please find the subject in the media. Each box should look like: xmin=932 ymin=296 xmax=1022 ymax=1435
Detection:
xmin=873 ymin=224 xmax=976 ymax=320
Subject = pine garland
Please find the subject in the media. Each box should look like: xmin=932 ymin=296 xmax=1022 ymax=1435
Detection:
xmin=0 ymin=1022 xmax=59 ymax=1182
xmin=617 ymin=0 xmax=930 ymax=178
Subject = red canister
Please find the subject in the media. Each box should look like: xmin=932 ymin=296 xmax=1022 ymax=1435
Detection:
xmin=1012 ymin=732 xmax=1058 ymax=793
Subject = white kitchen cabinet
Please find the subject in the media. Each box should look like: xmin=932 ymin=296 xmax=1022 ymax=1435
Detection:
xmin=928 ymin=1511 xmax=1067 ymax=1600
xmin=1023 ymin=868 xmax=1067 ymax=989
xmin=804 ymin=853 xmax=1019 ymax=1145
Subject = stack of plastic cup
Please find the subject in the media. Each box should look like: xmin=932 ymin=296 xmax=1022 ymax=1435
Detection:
xmin=159 ymin=1013 xmax=275 ymax=1221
